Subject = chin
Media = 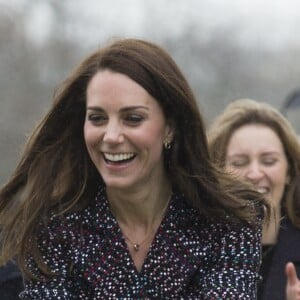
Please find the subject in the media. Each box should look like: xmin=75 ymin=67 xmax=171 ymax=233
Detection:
xmin=103 ymin=179 xmax=133 ymax=189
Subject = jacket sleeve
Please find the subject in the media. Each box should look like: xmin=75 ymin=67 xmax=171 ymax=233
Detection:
xmin=19 ymin=215 xmax=86 ymax=300
xmin=201 ymin=216 xmax=262 ymax=299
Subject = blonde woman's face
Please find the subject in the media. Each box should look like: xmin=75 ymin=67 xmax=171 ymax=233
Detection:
xmin=225 ymin=124 xmax=289 ymax=210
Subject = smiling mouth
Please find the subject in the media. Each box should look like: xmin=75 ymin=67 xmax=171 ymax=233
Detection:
xmin=103 ymin=152 xmax=136 ymax=164
xmin=256 ymin=187 xmax=269 ymax=195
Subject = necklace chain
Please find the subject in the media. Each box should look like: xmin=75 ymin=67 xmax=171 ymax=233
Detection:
xmin=123 ymin=229 xmax=155 ymax=251
xmin=120 ymin=193 xmax=172 ymax=252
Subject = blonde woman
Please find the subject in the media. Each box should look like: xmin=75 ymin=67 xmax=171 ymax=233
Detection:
xmin=208 ymin=98 xmax=300 ymax=300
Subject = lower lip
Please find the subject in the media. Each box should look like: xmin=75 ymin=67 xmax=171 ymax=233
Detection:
xmin=103 ymin=157 xmax=135 ymax=170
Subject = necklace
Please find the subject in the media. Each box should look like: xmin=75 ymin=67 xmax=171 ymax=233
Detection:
xmin=120 ymin=193 xmax=172 ymax=252
xmin=123 ymin=229 xmax=155 ymax=251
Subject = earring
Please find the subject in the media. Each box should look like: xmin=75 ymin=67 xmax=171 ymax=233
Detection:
xmin=164 ymin=140 xmax=171 ymax=150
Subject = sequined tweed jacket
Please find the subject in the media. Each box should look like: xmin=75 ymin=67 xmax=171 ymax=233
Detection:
xmin=20 ymin=186 xmax=261 ymax=299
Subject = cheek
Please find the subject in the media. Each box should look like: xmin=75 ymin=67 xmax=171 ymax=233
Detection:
xmin=272 ymin=163 xmax=289 ymax=186
xmin=136 ymin=126 xmax=165 ymax=148
xmin=83 ymin=128 xmax=101 ymax=167
xmin=84 ymin=124 xmax=99 ymax=147
xmin=138 ymin=137 xmax=163 ymax=157
xmin=268 ymin=168 xmax=288 ymax=202
xmin=138 ymin=137 xmax=164 ymax=163
xmin=271 ymin=178 xmax=287 ymax=205
xmin=274 ymin=173 xmax=288 ymax=191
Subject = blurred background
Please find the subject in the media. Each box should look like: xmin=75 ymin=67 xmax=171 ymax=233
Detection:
xmin=1 ymin=0 xmax=300 ymax=185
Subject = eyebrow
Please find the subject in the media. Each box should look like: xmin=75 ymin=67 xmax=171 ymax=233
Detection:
xmin=86 ymin=106 xmax=149 ymax=112
xmin=226 ymin=154 xmax=247 ymax=159
xmin=227 ymin=151 xmax=281 ymax=158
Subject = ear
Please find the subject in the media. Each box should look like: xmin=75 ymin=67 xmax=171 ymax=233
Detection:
xmin=164 ymin=122 xmax=175 ymax=143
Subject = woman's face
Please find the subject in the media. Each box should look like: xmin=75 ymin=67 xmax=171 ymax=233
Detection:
xmin=84 ymin=69 xmax=173 ymax=192
xmin=225 ymin=124 xmax=289 ymax=210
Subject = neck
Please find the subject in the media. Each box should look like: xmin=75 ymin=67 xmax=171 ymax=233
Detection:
xmin=262 ymin=206 xmax=281 ymax=245
xmin=108 ymin=184 xmax=172 ymax=231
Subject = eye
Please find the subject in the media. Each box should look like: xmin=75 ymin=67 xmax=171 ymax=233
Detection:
xmin=124 ymin=114 xmax=144 ymax=125
xmin=229 ymin=160 xmax=248 ymax=168
xmin=87 ymin=113 xmax=107 ymax=124
xmin=262 ymin=158 xmax=277 ymax=166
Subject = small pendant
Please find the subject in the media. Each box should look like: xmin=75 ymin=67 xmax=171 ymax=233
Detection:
xmin=133 ymin=244 xmax=140 ymax=251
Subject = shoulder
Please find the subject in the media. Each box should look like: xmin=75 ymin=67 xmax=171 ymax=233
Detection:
xmin=37 ymin=196 xmax=103 ymax=250
xmin=202 ymin=214 xmax=260 ymax=245
xmin=172 ymin=193 xmax=259 ymax=246
xmin=276 ymin=217 xmax=300 ymax=247
xmin=44 ymin=186 xmax=107 ymax=234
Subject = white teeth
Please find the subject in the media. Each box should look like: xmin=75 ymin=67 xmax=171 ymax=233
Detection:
xmin=256 ymin=187 xmax=268 ymax=194
xmin=104 ymin=152 xmax=135 ymax=162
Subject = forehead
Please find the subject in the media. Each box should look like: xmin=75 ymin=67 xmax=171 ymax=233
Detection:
xmin=86 ymin=70 xmax=159 ymax=108
xmin=87 ymin=70 xmax=145 ymax=95
xmin=227 ymin=124 xmax=285 ymax=154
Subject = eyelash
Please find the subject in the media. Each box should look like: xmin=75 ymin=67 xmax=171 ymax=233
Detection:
xmin=230 ymin=161 xmax=247 ymax=168
xmin=262 ymin=159 xmax=276 ymax=166
xmin=124 ymin=114 xmax=144 ymax=124
xmin=230 ymin=159 xmax=277 ymax=168
xmin=87 ymin=114 xmax=145 ymax=125
xmin=87 ymin=114 xmax=107 ymax=123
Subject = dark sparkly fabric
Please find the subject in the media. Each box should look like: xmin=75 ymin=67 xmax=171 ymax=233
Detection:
xmin=259 ymin=218 xmax=300 ymax=300
xmin=20 ymin=186 xmax=261 ymax=299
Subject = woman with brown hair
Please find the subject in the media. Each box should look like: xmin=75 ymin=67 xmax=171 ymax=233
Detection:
xmin=1 ymin=39 xmax=263 ymax=299
xmin=208 ymin=98 xmax=300 ymax=300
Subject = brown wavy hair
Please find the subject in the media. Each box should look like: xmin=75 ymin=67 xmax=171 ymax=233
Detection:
xmin=0 ymin=39 xmax=263 ymax=277
xmin=208 ymin=98 xmax=300 ymax=228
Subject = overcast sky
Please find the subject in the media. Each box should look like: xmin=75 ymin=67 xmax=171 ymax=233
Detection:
xmin=1 ymin=0 xmax=300 ymax=184
xmin=1 ymin=0 xmax=300 ymax=50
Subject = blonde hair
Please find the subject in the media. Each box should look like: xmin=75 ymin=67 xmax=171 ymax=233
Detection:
xmin=208 ymin=98 xmax=300 ymax=228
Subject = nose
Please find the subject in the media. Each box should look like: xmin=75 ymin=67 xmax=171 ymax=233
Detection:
xmin=244 ymin=162 xmax=264 ymax=183
xmin=103 ymin=121 xmax=124 ymax=144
